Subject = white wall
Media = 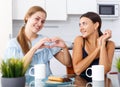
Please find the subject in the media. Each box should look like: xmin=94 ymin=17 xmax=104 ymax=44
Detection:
xmin=102 ymin=19 xmax=120 ymax=46
xmin=0 ymin=0 xmax=12 ymax=59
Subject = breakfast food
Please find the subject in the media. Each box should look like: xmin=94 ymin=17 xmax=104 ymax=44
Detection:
xmin=48 ymin=76 xmax=72 ymax=83
xmin=46 ymin=80 xmax=63 ymax=84
xmin=48 ymin=76 xmax=64 ymax=82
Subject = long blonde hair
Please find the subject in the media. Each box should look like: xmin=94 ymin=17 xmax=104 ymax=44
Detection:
xmin=17 ymin=6 xmax=47 ymax=55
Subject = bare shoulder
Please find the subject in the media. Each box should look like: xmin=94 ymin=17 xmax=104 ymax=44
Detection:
xmin=74 ymin=36 xmax=83 ymax=43
xmin=107 ymin=40 xmax=115 ymax=49
xmin=73 ymin=36 xmax=84 ymax=48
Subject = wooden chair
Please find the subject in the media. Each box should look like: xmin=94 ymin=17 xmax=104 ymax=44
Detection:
xmin=66 ymin=65 xmax=75 ymax=74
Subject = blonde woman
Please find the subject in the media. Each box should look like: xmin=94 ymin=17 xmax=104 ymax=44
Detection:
xmin=4 ymin=6 xmax=72 ymax=83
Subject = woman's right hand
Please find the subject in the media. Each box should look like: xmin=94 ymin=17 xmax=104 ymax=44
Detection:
xmin=34 ymin=37 xmax=52 ymax=50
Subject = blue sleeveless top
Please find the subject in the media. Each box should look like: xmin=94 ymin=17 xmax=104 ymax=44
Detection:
xmin=80 ymin=39 xmax=99 ymax=82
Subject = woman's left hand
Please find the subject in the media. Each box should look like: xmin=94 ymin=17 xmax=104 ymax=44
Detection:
xmin=102 ymin=29 xmax=112 ymax=42
xmin=50 ymin=37 xmax=67 ymax=49
xmin=98 ymin=29 xmax=112 ymax=46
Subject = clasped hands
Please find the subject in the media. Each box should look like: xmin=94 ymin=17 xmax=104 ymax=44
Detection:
xmin=97 ymin=29 xmax=112 ymax=46
xmin=34 ymin=37 xmax=66 ymax=50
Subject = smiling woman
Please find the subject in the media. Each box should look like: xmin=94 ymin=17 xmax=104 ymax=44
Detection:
xmin=72 ymin=12 xmax=115 ymax=82
xmin=3 ymin=6 xmax=72 ymax=84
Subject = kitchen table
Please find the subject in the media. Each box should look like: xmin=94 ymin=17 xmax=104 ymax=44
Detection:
xmin=25 ymin=74 xmax=115 ymax=87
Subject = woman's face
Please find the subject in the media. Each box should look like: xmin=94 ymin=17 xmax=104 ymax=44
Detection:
xmin=27 ymin=11 xmax=46 ymax=34
xmin=79 ymin=17 xmax=96 ymax=38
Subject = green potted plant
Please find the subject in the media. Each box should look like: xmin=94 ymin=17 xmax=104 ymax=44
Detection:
xmin=116 ymin=57 xmax=120 ymax=72
xmin=116 ymin=57 xmax=120 ymax=84
xmin=0 ymin=58 xmax=27 ymax=87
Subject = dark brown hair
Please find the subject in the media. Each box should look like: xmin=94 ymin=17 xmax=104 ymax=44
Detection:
xmin=80 ymin=12 xmax=103 ymax=36
xmin=17 ymin=6 xmax=47 ymax=55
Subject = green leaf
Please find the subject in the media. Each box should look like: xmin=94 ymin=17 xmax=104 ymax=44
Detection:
xmin=0 ymin=58 xmax=26 ymax=78
xmin=116 ymin=57 xmax=120 ymax=72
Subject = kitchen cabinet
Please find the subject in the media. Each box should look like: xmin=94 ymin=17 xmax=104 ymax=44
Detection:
xmin=67 ymin=0 xmax=97 ymax=14
xmin=0 ymin=0 xmax=12 ymax=57
xmin=12 ymin=0 xmax=45 ymax=20
xmin=12 ymin=0 xmax=67 ymax=20
xmin=45 ymin=0 xmax=67 ymax=20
